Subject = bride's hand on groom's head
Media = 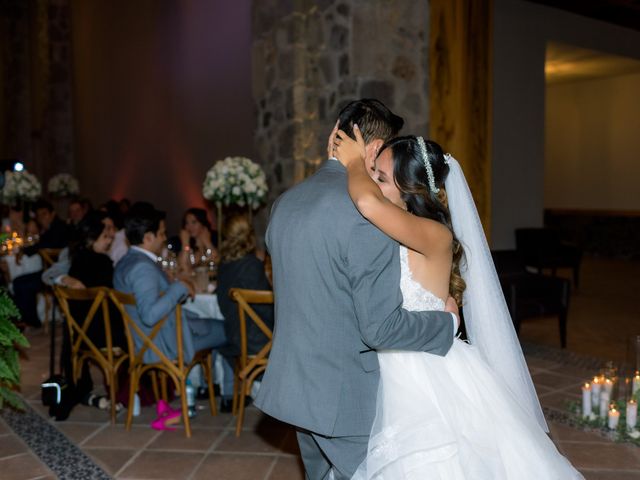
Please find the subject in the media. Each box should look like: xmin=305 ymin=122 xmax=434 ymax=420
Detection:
xmin=327 ymin=120 xmax=339 ymax=159
xmin=334 ymin=124 xmax=366 ymax=169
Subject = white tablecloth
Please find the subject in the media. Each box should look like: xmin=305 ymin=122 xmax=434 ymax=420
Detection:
xmin=183 ymin=293 xmax=223 ymax=320
xmin=3 ymin=253 xmax=43 ymax=281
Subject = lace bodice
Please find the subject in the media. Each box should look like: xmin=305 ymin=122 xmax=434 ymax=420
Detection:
xmin=399 ymin=245 xmax=445 ymax=312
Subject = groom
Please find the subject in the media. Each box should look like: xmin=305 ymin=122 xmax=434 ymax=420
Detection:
xmin=254 ymin=99 xmax=458 ymax=479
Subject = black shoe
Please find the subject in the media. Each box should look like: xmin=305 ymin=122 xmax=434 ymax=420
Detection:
xmin=220 ymin=397 xmax=252 ymax=413
xmin=219 ymin=398 xmax=233 ymax=413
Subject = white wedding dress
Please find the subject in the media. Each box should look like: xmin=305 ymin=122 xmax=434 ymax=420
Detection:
xmin=352 ymin=246 xmax=583 ymax=480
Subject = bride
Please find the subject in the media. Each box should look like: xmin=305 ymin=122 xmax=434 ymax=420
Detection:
xmin=332 ymin=124 xmax=583 ymax=479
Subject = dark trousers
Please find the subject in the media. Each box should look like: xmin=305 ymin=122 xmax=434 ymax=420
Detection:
xmin=12 ymin=271 xmax=43 ymax=327
xmin=296 ymin=429 xmax=369 ymax=480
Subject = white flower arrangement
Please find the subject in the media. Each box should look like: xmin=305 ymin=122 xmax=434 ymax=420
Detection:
xmin=1 ymin=170 xmax=42 ymax=204
xmin=202 ymin=157 xmax=268 ymax=209
xmin=47 ymin=173 xmax=79 ymax=197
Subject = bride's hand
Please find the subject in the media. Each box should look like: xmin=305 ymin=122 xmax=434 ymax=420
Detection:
xmin=334 ymin=124 xmax=366 ymax=169
xmin=327 ymin=120 xmax=339 ymax=159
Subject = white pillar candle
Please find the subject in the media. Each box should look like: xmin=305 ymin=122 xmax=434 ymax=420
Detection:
xmin=633 ymin=372 xmax=640 ymax=397
xmin=608 ymin=407 xmax=620 ymax=430
xmin=599 ymin=391 xmax=611 ymax=417
xmin=604 ymin=378 xmax=614 ymax=396
xmin=592 ymin=377 xmax=602 ymax=405
xmin=627 ymin=400 xmax=638 ymax=429
xmin=582 ymin=383 xmax=592 ymax=417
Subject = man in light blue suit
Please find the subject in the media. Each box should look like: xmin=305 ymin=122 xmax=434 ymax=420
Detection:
xmin=113 ymin=203 xmax=233 ymax=404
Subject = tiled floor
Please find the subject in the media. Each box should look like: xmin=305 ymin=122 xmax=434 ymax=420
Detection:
xmin=2 ymin=256 xmax=640 ymax=479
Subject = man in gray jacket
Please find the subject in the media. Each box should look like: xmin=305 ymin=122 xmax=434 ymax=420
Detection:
xmin=254 ymin=99 xmax=458 ymax=479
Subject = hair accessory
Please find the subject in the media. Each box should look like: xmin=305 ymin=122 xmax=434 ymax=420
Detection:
xmin=444 ymin=153 xmax=452 ymax=165
xmin=416 ymin=136 xmax=440 ymax=194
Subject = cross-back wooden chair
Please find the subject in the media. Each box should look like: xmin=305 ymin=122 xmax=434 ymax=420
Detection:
xmin=39 ymin=248 xmax=63 ymax=333
xmin=107 ymin=289 xmax=217 ymax=438
xmin=228 ymin=288 xmax=274 ymax=436
xmin=54 ymin=286 xmax=128 ymax=423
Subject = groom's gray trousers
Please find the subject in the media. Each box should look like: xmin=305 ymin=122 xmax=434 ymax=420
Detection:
xmin=254 ymin=160 xmax=454 ymax=478
xmin=296 ymin=430 xmax=369 ymax=480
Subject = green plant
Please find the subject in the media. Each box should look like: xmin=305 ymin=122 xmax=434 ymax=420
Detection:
xmin=0 ymin=290 xmax=28 ymax=409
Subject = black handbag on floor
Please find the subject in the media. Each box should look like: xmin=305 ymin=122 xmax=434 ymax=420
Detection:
xmin=40 ymin=300 xmax=73 ymax=419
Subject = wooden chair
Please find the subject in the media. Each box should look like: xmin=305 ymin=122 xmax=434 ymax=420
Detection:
xmin=54 ymin=286 xmax=128 ymax=423
xmin=228 ymin=288 xmax=274 ymax=436
xmin=107 ymin=289 xmax=217 ymax=438
xmin=39 ymin=248 xmax=63 ymax=333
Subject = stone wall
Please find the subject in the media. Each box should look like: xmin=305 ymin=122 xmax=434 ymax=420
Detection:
xmin=0 ymin=0 xmax=74 ymax=190
xmin=252 ymin=0 xmax=430 ymax=204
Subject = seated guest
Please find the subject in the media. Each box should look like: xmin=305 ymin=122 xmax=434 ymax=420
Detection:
xmin=13 ymin=199 xmax=70 ymax=326
xmin=176 ymin=208 xmax=218 ymax=272
xmin=23 ymin=198 xmax=70 ymax=255
xmin=58 ymin=211 xmax=125 ymax=415
xmin=67 ymin=196 xmax=92 ymax=226
xmin=216 ymin=215 xmax=274 ymax=362
xmin=100 ymin=200 xmax=128 ymax=265
xmin=113 ymin=202 xmax=233 ymax=406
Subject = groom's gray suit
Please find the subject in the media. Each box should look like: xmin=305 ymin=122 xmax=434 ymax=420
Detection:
xmin=254 ymin=160 xmax=454 ymax=478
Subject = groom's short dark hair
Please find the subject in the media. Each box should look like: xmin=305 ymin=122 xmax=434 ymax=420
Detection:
xmin=337 ymin=99 xmax=404 ymax=144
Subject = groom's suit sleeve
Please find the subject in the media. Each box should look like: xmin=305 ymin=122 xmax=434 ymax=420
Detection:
xmin=347 ymin=218 xmax=454 ymax=355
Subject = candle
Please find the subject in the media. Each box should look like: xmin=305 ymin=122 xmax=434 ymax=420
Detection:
xmin=608 ymin=407 xmax=620 ymax=429
xmin=592 ymin=376 xmax=602 ymax=405
xmin=582 ymin=383 xmax=592 ymax=417
xmin=633 ymin=371 xmax=640 ymax=397
xmin=599 ymin=391 xmax=611 ymax=417
xmin=604 ymin=378 xmax=614 ymax=396
xmin=627 ymin=400 xmax=638 ymax=429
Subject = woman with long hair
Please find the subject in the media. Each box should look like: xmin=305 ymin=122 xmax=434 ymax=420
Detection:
xmin=333 ymin=125 xmax=582 ymax=479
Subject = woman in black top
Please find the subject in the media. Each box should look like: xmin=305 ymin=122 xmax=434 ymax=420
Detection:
xmin=216 ymin=215 xmax=273 ymax=363
xmin=59 ymin=211 xmax=124 ymax=416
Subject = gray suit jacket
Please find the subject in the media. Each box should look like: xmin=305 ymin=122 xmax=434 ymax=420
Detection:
xmin=113 ymin=249 xmax=199 ymax=364
xmin=254 ymin=160 xmax=454 ymax=437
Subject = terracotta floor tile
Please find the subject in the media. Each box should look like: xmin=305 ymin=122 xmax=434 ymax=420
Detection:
xmin=85 ymin=447 xmax=137 ymax=476
xmin=0 ymin=434 xmax=29 ymax=458
xmin=118 ymin=450 xmax=203 ymax=479
xmin=532 ymin=371 xmax=584 ymax=390
xmin=146 ymin=428 xmax=222 ymax=451
xmin=268 ymin=456 xmax=305 ymax=480
xmin=549 ymin=422 xmax=609 ymax=443
xmin=55 ymin=422 xmax=104 ymax=444
xmin=0 ymin=453 xmax=53 ymax=480
xmin=582 ymin=470 xmax=640 ymax=480
xmin=83 ymin=424 xmax=159 ymax=449
xmin=0 ymin=419 xmax=10 ymax=435
xmin=539 ymin=390 xmax=581 ymax=411
xmin=191 ymin=453 xmax=275 ymax=480
xmin=216 ymin=422 xmax=290 ymax=454
xmin=560 ymin=442 xmax=640 ymax=470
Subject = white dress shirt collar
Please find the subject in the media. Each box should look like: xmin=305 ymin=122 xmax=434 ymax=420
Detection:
xmin=130 ymin=245 xmax=159 ymax=263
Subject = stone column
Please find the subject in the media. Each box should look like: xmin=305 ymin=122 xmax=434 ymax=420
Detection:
xmin=252 ymin=0 xmax=431 ymax=204
xmin=0 ymin=0 xmax=74 ymax=188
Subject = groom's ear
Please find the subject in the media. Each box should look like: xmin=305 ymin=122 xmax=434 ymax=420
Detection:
xmin=364 ymin=138 xmax=384 ymax=172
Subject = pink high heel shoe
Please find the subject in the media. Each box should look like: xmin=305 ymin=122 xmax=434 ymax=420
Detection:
xmin=156 ymin=399 xmax=178 ymax=417
xmin=152 ymin=400 xmax=182 ymax=431
xmin=151 ymin=409 xmax=182 ymax=431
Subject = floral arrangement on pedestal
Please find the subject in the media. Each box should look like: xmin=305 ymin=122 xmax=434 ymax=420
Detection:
xmin=202 ymin=157 xmax=268 ymax=209
xmin=202 ymin=157 xmax=268 ymax=239
xmin=0 ymin=289 xmax=28 ymax=410
xmin=1 ymin=170 xmax=42 ymax=205
xmin=47 ymin=173 xmax=80 ymax=198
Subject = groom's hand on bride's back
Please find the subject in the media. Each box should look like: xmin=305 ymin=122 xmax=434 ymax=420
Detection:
xmin=445 ymin=296 xmax=460 ymax=331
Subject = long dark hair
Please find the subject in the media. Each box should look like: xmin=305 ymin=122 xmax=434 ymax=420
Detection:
xmin=69 ymin=210 xmax=108 ymax=260
xmin=381 ymin=136 xmax=466 ymax=306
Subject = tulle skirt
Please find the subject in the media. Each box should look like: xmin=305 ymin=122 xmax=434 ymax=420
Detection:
xmin=352 ymin=339 xmax=583 ymax=479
